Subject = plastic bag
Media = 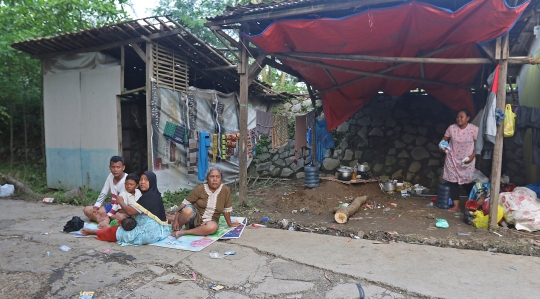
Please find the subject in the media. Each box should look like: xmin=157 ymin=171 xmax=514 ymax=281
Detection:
xmin=467 ymin=169 xmax=489 ymax=183
xmin=0 ymin=184 xmax=15 ymax=197
xmin=500 ymin=187 xmax=540 ymax=231
xmin=472 ymin=206 xmax=504 ymax=229
xmin=503 ymin=104 xmax=516 ymax=137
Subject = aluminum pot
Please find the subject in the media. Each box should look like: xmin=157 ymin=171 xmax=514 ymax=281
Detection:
xmin=382 ymin=182 xmax=396 ymax=192
xmin=337 ymin=167 xmax=353 ymax=181
xmin=357 ymin=164 xmax=369 ymax=172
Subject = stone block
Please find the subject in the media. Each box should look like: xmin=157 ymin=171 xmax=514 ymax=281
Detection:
xmin=257 ymin=153 xmax=271 ymax=162
xmin=404 ymin=125 xmax=417 ymax=134
xmin=397 ymin=150 xmax=409 ymax=158
xmin=358 ymin=116 xmax=371 ymax=126
xmin=296 ymin=172 xmax=305 ymax=179
xmin=354 ymin=150 xmax=363 ymax=159
xmin=415 ymin=136 xmax=427 ymax=146
xmin=290 ymin=159 xmax=304 ymax=172
xmin=333 ymin=149 xmax=343 ymax=159
xmin=269 ymin=165 xmax=275 ymax=172
xmin=385 ymin=156 xmax=397 ymax=165
xmin=348 ymin=160 xmax=358 ymax=167
xmin=280 ymin=168 xmax=294 ymax=178
xmin=339 ymin=139 xmax=348 ymax=150
xmin=409 ymin=161 xmax=421 ymax=173
xmin=406 ymin=172 xmax=415 ymax=181
xmin=323 ymin=158 xmax=340 ymax=170
xmin=402 ymin=134 xmax=416 ymax=144
xmin=256 ymin=162 xmax=272 ymax=172
xmin=428 ymin=159 xmax=440 ymax=166
xmin=399 ymin=159 xmax=407 ymax=167
xmin=285 ymin=156 xmax=295 ymax=166
xmin=278 ymin=147 xmax=285 ymax=154
xmin=369 ymin=127 xmax=384 ymax=136
xmin=386 ymin=118 xmax=397 ymax=127
xmin=342 ymin=149 xmax=352 ymax=160
xmin=392 ymin=169 xmax=403 ymax=179
xmin=271 ymin=167 xmax=281 ymax=177
xmin=386 ymin=130 xmax=394 ymax=136
xmin=411 ymin=146 xmax=430 ymax=160
xmin=357 ymin=126 xmax=368 ymax=138
xmin=336 ymin=122 xmax=349 ymax=132
xmin=436 ymin=123 xmax=447 ymax=134
xmin=373 ymin=163 xmax=383 ymax=173
xmin=418 ymin=127 xmax=428 ymax=136
xmin=394 ymin=140 xmax=406 ymax=148
xmin=388 ymin=148 xmax=396 ymax=155
xmin=275 ymin=159 xmax=286 ymax=167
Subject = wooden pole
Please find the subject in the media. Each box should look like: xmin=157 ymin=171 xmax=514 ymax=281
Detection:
xmin=334 ymin=196 xmax=367 ymax=223
xmin=286 ymin=52 xmax=540 ymax=65
xmin=145 ymin=42 xmax=154 ymax=171
xmin=489 ymin=35 xmax=509 ymax=229
xmin=238 ymin=26 xmax=249 ymax=206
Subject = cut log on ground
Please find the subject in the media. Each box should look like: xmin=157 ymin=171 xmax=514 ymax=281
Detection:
xmin=334 ymin=196 xmax=367 ymax=224
xmin=0 ymin=173 xmax=43 ymax=199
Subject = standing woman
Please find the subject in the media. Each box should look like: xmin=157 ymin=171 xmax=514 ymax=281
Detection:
xmin=441 ymin=108 xmax=479 ymax=212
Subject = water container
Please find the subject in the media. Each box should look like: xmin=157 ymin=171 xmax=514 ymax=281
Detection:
xmin=436 ymin=183 xmax=452 ymax=209
xmin=304 ymin=163 xmax=320 ymax=188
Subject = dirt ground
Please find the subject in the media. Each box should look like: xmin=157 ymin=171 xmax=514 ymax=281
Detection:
xmin=236 ymin=178 xmax=540 ymax=256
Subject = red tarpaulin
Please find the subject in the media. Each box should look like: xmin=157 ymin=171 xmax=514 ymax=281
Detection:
xmin=245 ymin=0 xmax=529 ymax=130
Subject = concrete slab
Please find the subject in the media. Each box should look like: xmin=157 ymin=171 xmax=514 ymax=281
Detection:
xmin=134 ymin=274 xmax=208 ymax=299
xmin=215 ymin=291 xmax=251 ymax=299
xmin=251 ymin=277 xmax=314 ymax=295
xmin=270 ymin=259 xmax=324 ymax=282
xmin=182 ymin=243 xmax=270 ymax=285
xmin=325 ymin=283 xmax=407 ymax=299
xmin=232 ymin=228 xmax=540 ymax=299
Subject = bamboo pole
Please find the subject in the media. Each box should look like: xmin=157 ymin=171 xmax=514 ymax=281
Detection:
xmin=145 ymin=42 xmax=154 ymax=171
xmin=275 ymin=53 xmax=464 ymax=88
xmin=238 ymin=26 xmax=249 ymax=206
xmin=287 ymin=52 xmax=540 ymax=65
xmin=489 ymin=35 xmax=509 ymax=229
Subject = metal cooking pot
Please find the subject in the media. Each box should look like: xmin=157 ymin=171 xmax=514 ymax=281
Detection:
xmin=357 ymin=164 xmax=369 ymax=173
xmin=382 ymin=182 xmax=396 ymax=192
xmin=337 ymin=167 xmax=353 ymax=181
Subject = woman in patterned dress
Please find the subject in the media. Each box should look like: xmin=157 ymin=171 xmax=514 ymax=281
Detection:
xmin=171 ymin=168 xmax=240 ymax=237
xmin=441 ymin=108 xmax=479 ymax=213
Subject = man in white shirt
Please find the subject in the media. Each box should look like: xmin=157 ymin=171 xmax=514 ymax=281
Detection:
xmin=83 ymin=156 xmax=127 ymax=227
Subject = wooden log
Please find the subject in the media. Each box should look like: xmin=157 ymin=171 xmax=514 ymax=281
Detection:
xmin=334 ymin=196 xmax=367 ymax=224
xmin=0 ymin=173 xmax=43 ymax=198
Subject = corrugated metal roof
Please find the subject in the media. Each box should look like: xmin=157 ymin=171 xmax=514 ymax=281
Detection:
xmin=11 ymin=16 xmax=292 ymax=99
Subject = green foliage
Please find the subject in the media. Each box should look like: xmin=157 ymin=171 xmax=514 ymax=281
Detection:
xmin=255 ymin=134 xmax=270 ymax=155
xmin=0 ymin=0 xmax=128 ymax=167
xmin=162 ymin=188 xmax=192 ymax=209
xmin=288 ymin=121 xmax=295 ymax=138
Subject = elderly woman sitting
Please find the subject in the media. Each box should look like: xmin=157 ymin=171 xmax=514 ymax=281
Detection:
xmin=172 ymin=168 xmax=239 ymax=237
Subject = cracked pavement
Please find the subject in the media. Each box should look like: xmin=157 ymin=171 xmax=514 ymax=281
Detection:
xmin=1 ymin=199 xmax=538 ymax=298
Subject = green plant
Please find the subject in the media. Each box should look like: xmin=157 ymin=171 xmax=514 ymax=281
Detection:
xmin=288 ymin=121 xmax=296 ymax=138
xmin=162 ymin=188 xmax=192 ymax=209
xmin=256 ymin=134 xmax=270 ymax=155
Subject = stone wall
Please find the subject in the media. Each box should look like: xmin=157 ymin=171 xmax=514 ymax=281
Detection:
xmin=250 ymin=93 xmax=527 ymax=188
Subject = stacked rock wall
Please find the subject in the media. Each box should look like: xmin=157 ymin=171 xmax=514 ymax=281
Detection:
xmin=250 ymin=93 xmax=527 ymax=188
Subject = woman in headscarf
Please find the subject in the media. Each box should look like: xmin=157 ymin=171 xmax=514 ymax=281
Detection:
xmin=81 ymin=171 xmax=169 ymax=246
xmin=171 ymin=168 xmax=240 ymax=238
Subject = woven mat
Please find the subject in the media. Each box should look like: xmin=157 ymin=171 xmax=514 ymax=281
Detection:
xmin=320 ymin=176 xmax=379 ymax=185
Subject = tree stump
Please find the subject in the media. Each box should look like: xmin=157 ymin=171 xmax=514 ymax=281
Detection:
xmin=334 ymin=196 xmax=367 ymax=224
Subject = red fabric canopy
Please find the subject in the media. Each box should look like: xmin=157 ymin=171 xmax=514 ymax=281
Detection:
xmin=245 ymin=0 xmax=529 ymax=130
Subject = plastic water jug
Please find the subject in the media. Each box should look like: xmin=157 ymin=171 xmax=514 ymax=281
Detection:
xmin=304 ymin=163 xmax=320 ymax=188
xmin=437 ymin=183 xmax=452 ymax=209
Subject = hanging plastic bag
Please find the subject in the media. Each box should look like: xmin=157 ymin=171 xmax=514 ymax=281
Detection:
xmin=503 ymin=104 xmax=516 ymax=137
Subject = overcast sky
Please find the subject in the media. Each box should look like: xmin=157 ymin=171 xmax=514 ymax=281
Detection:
xmin=127 ymin=0 xmax=161 ymax=19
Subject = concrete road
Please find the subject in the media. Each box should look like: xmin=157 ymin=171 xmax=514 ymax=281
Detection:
xmin=0 ymin=198 xmax=538 ymax=299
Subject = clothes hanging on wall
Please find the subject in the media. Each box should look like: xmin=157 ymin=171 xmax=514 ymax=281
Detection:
xmin=316 ymin=119 xmax=335 ymax=164
xmin=198 ymin=132 xmax=211 ymax=181
xmin=272 ymin=115 xmax=289 ymax=148
xmin=187 ymin=130 xmax=198 ymax=174
xmin=255 ymin=109 xmax=273 ymax=138
xmin=295 ymin=114 xmax=307 ymax=162
xmin=514 ymin=106 xmax=540 ymax=165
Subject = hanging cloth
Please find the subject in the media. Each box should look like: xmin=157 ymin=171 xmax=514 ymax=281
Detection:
xmin=514 ymin=106 xmax=540 ymax=165
xmin=316 ymin=119 xmax=335 ymax=164
xmin=187 ymin=130 xmax=199 ymax=174
xmin=272 ymin=115 xmax=289 ymax=148
xmin=198 ymin=132 xmax=211 ymax=181
xmin=255 ymin=109 xmax=274 ymax=138
xmin=295 ymin=114 xmax=307 ymax=162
